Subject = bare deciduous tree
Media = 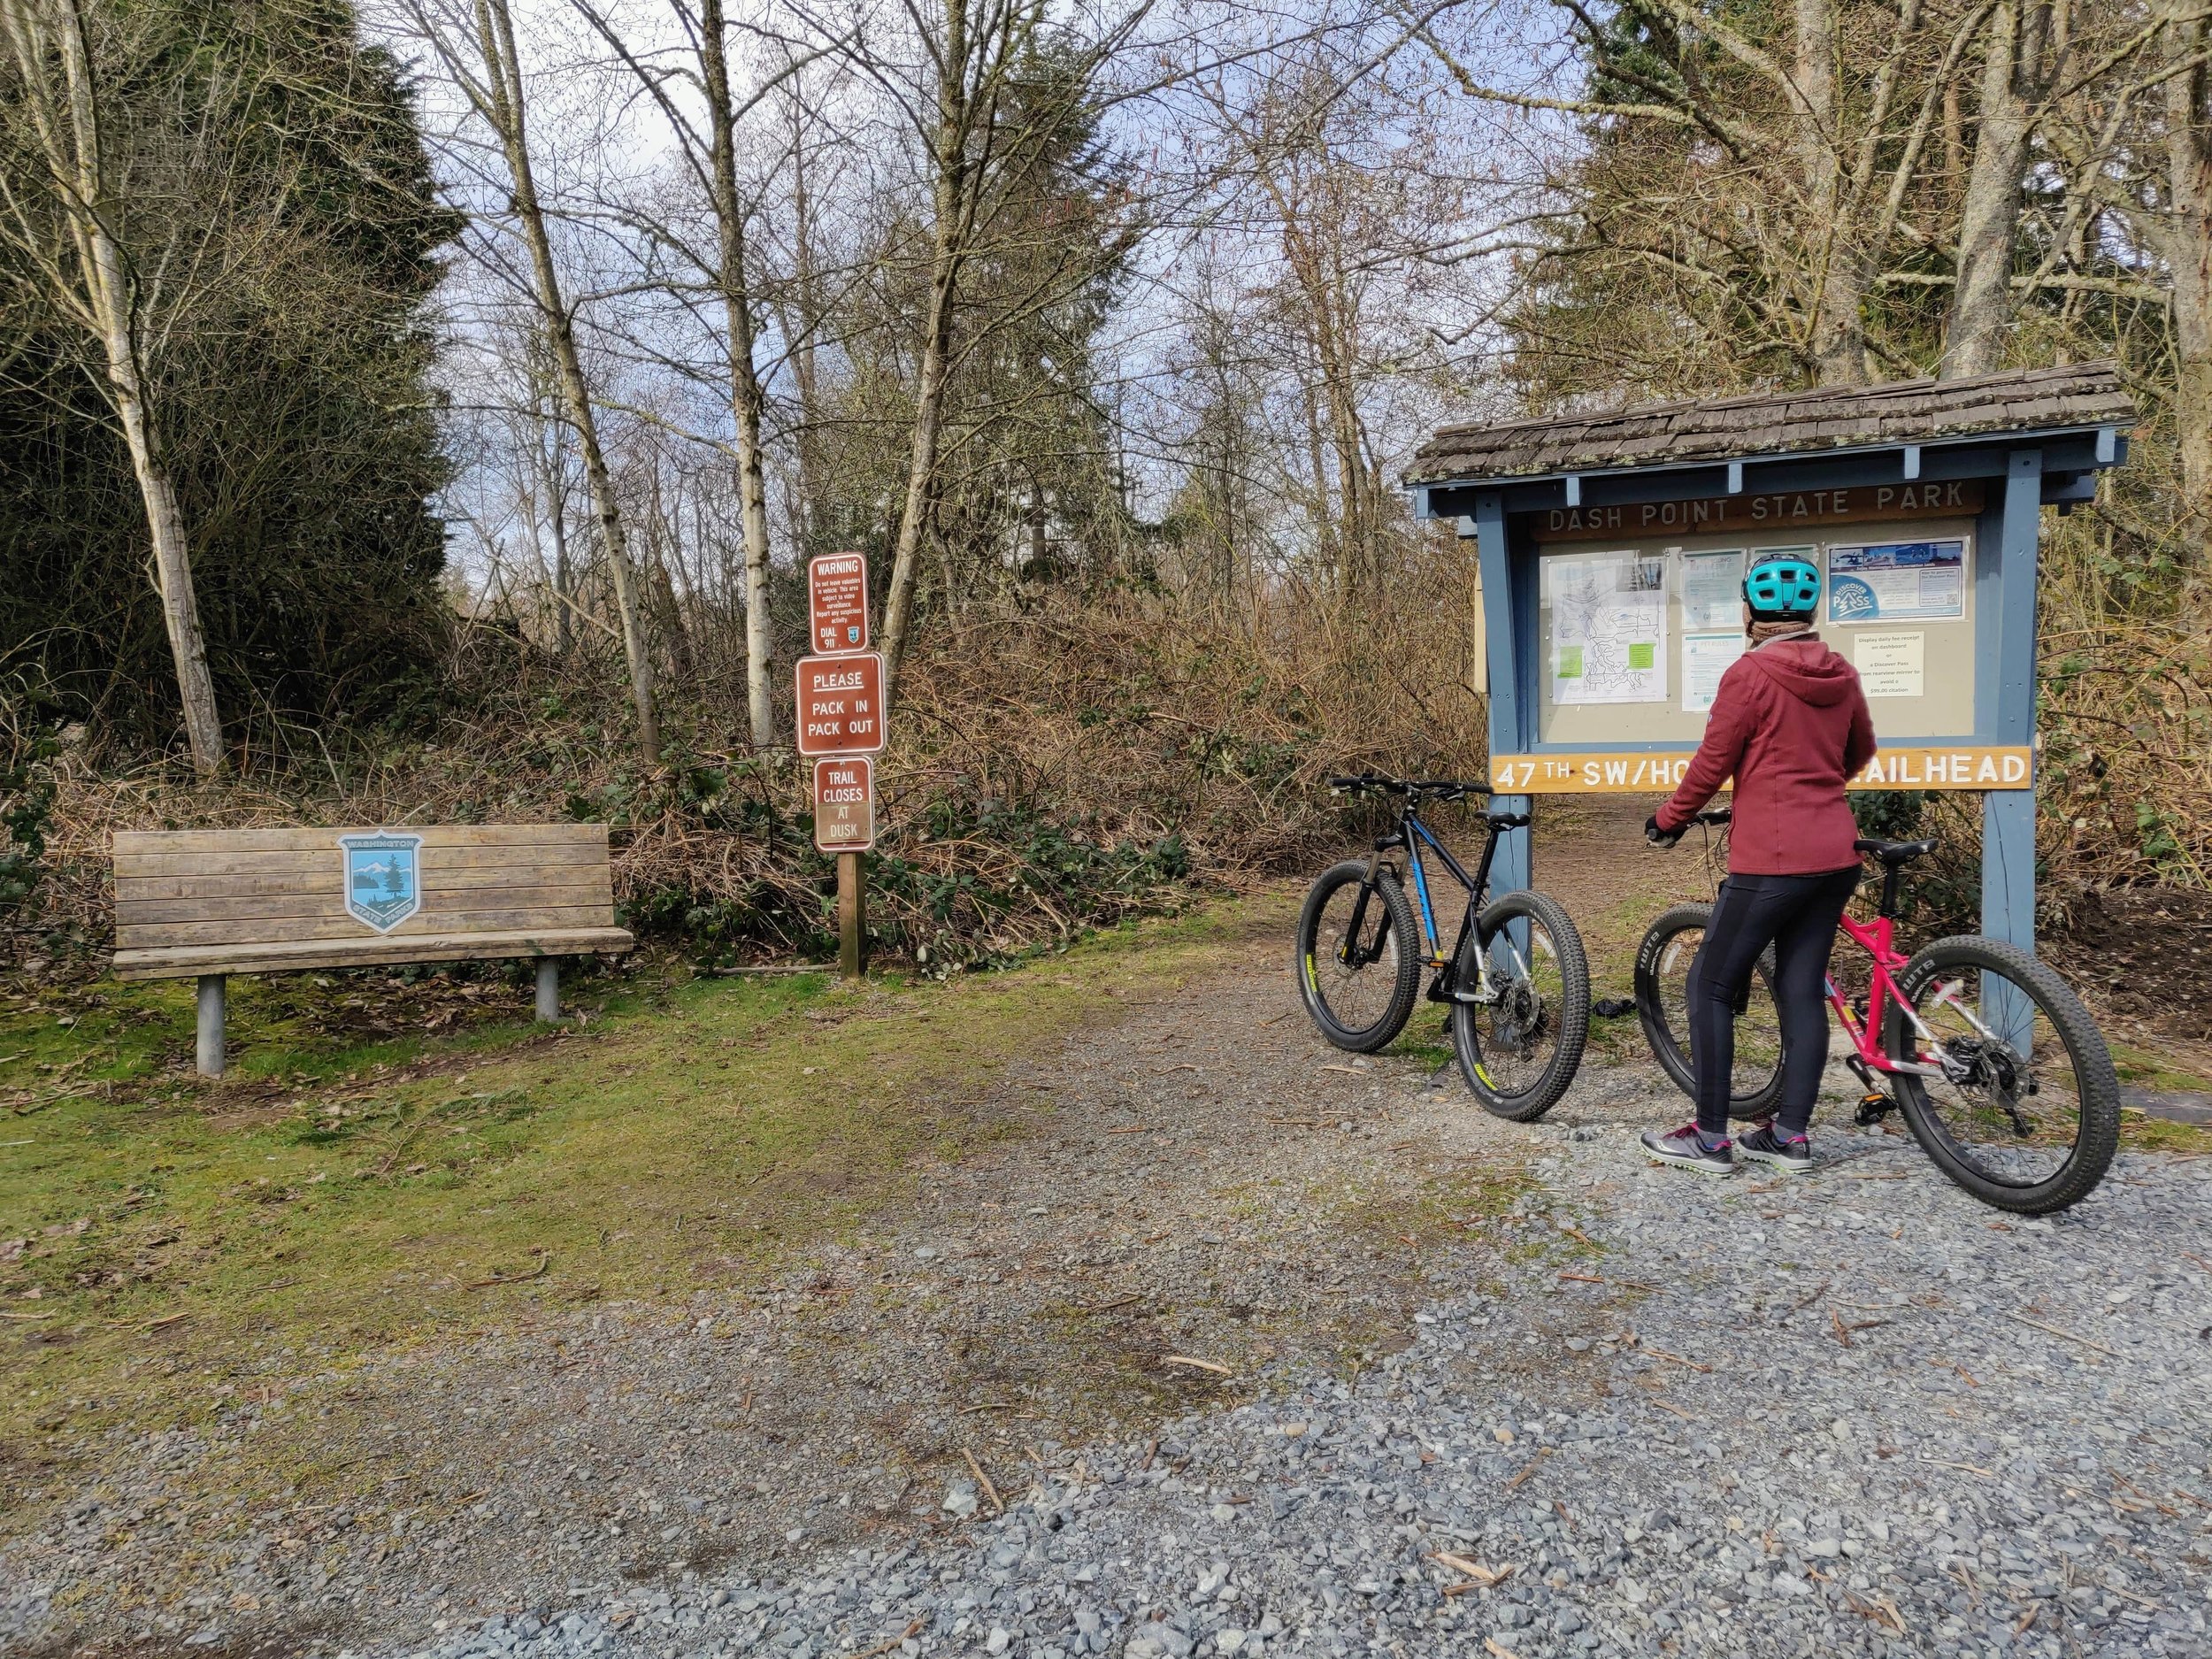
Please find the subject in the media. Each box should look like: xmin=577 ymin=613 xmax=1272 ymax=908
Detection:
xmin=415 ymin=0 xmax=663 ymax=764
xmin=0 ymin=0 xmax=224 ymax=772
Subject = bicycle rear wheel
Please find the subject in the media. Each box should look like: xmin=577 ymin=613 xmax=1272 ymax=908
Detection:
xmin=1295 ymin=861 xmax=1421 ymax=1052
xmin=1884 ymin=936 xmax=2119 ymax=1214
xmin=1632 ymin=903 xmax=1786 ymax=1121
xmin=1452 ymin=888 xmax=1589 ymax=1121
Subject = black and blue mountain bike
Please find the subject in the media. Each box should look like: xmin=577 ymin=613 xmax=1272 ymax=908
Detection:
xmin=1295 ymin=775 xmax=1590 ymax=1121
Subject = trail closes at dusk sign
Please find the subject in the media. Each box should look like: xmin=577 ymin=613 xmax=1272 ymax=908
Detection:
xmin=813 ymin=757 xmax=875 ymax=852
xmin=795 ymin=651 xmax=886 ymax=756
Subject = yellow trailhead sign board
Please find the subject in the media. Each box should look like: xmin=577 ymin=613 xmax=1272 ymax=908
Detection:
xmin=1491 ymin=745 xmax=2032 ymax=795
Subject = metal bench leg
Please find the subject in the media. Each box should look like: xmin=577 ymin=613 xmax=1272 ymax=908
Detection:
xmin=196 ymin=974 xmax=227 ymax=1079
xmin=535 ymin=958 xmax=560 ymax=1022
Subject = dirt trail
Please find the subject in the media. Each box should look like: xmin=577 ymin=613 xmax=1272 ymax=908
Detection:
xmin=4 ymin=898 xmax=1550 ymax=1653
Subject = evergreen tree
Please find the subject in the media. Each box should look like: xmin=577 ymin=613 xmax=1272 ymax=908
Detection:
xmin=0 ymin=0 xmax=458 ymax=755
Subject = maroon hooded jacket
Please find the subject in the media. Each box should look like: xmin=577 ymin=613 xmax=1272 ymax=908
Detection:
xmin=1656 ymin=634 xmax=1878 ymax=875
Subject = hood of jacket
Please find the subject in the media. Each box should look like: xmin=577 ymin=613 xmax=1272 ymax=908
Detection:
xmin=1742 ymin=634 xmax=1858 ymax=707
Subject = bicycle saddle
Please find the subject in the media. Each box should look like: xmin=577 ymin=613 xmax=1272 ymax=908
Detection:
xmin=1854 ymin=836 xmax=1937 ymax=865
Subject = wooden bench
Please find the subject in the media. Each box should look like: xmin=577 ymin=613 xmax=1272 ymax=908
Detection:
xmin=111 ymin=825 xmax=634 ymax=1077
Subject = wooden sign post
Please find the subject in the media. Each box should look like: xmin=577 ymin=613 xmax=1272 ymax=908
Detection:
xmin=799 ymin=554 xmax=881 ymax=978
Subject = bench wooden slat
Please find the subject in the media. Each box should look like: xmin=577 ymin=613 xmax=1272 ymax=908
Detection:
xmin=119 ymin=903 xmax=618 ymax=949
xmin=114 ymin=841 xmax=610 ymax=879
xmin=117 ymin=879 xmax=608 ymax=918
xmin=111 ymin=926 xmax=637 ymax=981
xmin=116 ymin=865 xmax=611 ymax=902
xmin=113 ymin=825 xmax=610 ymax=856
xmin=107 ymin=824 xmax=633 ymax=983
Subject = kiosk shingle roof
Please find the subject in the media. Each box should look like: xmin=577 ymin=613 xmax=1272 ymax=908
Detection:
xmin=1407 ymin=360 xmax=2135 ymax=487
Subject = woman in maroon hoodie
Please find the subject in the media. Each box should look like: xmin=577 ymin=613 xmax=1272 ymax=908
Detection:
xmin=1640 ymin=552 xmax=1877 ymax=1176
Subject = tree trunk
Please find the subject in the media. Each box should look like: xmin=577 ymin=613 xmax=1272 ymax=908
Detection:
xmin=473 ymin=0 xmax=658 ymax=763
xmin=116 ymin=380 xmax=225 ymax=772
xmin=700 ymin=0 xmax=779 ymax=749
xmin=3 ymin=0 xmax=224 ymax=772
xmin=1794 ymin=0 xmax=1868 ymax=383
xmin=877 ymin=0 xmax=971 ymax=712
xmin=1942 ymin=1 xmax=2044 ymax=378
xmin=782 ymin=90 xmax=829 ymax=554
xmin=2162 ymin=0 xmax=2212 ymax=554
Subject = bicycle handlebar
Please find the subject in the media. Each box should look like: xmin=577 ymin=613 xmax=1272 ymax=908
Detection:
xmin=1694 ymin=808 xmax=1732 ymax=826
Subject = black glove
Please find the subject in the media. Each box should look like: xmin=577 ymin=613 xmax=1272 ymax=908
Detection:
xmin=1645 ymin=812 xmax=1685 ymax=848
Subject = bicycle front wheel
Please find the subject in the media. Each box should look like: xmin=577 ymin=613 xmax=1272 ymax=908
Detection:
xmin=1632 ymin=902 xmax=1786 ymax=1121
xmin=1884 ymin=936 xmax=2119 ymax=1214
xmin=1452 ymin=888 xmax=1589 ymax=1121
xmin=1295 ymin=861 xmax=1421 ymax=1052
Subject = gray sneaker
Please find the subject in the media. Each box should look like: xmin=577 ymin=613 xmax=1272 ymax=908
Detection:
xmin=1640 ymin=1122 xmax=1735 ymax=1175
xmin=1737 ymin=1121 xmax=1814 ymax=1174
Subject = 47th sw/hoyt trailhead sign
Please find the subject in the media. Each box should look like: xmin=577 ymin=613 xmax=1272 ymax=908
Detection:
xmin=1406 ymin=360 xmax=2139 ymax=960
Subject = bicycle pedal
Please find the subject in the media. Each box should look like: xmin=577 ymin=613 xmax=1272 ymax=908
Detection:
xmin=1853 ymin=1092 xmax=1894 ymax=1126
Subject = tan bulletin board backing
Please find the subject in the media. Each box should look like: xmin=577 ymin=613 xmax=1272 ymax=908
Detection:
xmin=1534 ymin=517 xmax=1979 ymax=747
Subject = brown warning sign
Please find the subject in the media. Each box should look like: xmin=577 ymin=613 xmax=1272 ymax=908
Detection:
xmin=813 ymin=757 xmax=876 ymax=853
xmin=795 ymin=652 xmax=886 ymax=756
xmin=808 ymin=552 xmax=870 ymax=655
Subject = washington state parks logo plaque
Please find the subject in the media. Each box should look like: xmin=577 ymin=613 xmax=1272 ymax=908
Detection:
xmin=339 ymin=832 xmax=423 ymax=932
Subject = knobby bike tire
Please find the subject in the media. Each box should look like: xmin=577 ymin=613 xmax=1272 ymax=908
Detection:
xmin=1883 ymin=935 xmax=2120 ymax=1215
xmin=1632 ymin=902 xmax=1786 ymax=1121
xmin=1295 ymin=861 xmax=1422 ymax=1053
xmin=1451 ymin=887 xmax=1590 ymax=1121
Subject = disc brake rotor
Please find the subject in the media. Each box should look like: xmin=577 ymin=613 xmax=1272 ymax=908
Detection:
xmin=1494 ymin=980 xmax=1545 ymax=1057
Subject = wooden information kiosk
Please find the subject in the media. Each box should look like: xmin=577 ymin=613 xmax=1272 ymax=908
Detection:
xmin=1407 ymin=362 xmax=2137 ymax=957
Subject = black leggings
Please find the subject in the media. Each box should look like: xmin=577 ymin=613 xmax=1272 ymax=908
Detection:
xmin=1687 ymin=866 xmax=1862 ymax=1137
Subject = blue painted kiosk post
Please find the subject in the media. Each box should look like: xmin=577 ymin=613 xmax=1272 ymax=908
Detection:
xmin=1406 ymin=364 xmax=2137 ymax=968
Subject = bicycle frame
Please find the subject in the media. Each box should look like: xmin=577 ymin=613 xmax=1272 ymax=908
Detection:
xmin=1345 ymin=798 xmax=1522 ymax=1005
xmin=1685 ymin=811 xmax=2006 ymax=1083
xmin=1828 ymin=903 xmax=2025 ymax=1081
xmin=1825 ymin=912 xmax=1933 ymax=1078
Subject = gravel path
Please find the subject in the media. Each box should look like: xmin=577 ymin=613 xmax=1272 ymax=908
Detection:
xmin=353 ymin=1092 xmax=2211 ymax=1659
xmin=7 ymin=923 xmax=2210 ymax=1658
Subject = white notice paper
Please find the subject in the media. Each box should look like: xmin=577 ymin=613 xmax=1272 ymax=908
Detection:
xmin=1680 ymin=550 xmax=1746 ymax=632
xmin=1852 ymin=630 xmax=1926 ymax=697
xmin=1682 ymin=632 xmax=1747 ymax=714
xmin=1545 ymin=551 xmax=1669 ymax=705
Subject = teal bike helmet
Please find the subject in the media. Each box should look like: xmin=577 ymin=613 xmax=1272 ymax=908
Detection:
xmin=1743 ymin=553 xmax=1821 ymax=619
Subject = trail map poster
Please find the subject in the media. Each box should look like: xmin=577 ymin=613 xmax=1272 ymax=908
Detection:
xmin=1545 ymin=551 xmax=1669 ymax=705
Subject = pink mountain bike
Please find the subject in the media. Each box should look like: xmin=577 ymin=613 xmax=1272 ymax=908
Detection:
xmin=1634 ymin=809 xmax=2119 ymax=1214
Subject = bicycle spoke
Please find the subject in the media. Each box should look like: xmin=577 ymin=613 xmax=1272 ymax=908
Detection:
xmin=1471 ymin=918 xmax=1565 ymax=1094
xmin=1311 ymin=881 xmax=1402 ymax=1037
xmin=1904 ymin=965 xmax=2087 ymax=1189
